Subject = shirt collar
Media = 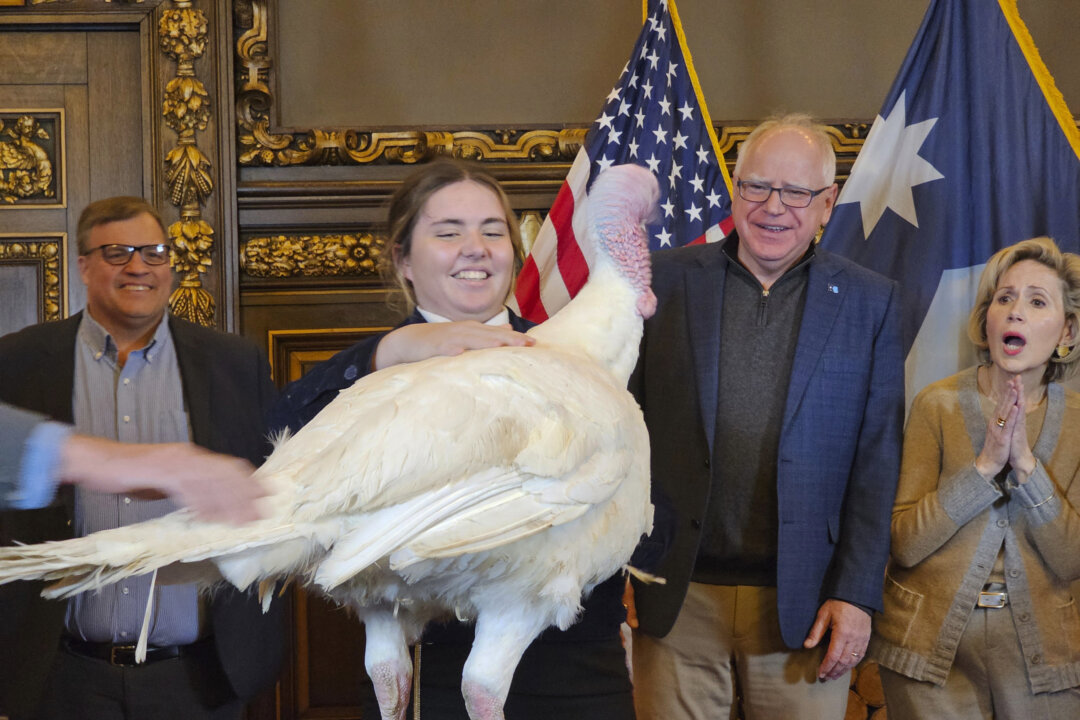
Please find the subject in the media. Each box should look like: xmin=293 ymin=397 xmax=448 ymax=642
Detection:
xmin=720 ymin=233 xmax=816 ymax=287
xmin=416 ymin=307 xmax=511 ymax=326
xmin=77 ymin=311 xmax=171 ymax=363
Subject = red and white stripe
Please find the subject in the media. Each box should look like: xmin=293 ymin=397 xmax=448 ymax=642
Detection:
xmin=514 ymin=150 xmax=592 ymax=323
xmin=515 ymin=149 xmax=732 ymax=323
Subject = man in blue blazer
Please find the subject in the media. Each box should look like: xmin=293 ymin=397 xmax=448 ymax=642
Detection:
xmin=630 ymin=115 xmax=904 ymax=719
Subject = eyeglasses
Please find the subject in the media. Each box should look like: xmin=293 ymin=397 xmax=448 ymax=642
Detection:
xmin=83 ymin=243 xmax=172 ymax=266
xmin=736 ymin=180 xmax=831 ymax=209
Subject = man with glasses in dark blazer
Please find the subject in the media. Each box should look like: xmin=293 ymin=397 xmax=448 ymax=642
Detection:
xmin=0 ymin=196 xmax=283 ymax=720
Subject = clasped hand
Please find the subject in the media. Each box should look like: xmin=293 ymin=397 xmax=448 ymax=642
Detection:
xmin=974 ymin=375 xmax=1037 ymax=483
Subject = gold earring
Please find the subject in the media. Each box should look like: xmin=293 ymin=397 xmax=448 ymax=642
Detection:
xmin=1055 ymin=344 xmax=1072 ymax=359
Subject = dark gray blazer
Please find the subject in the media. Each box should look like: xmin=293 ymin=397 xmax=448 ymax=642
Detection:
xmin=0 ymin=312 xmax=285 ymax=718
xmin=631 ymin=239 xmax=904 ymax=648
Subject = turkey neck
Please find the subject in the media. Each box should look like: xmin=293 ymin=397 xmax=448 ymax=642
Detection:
xmin=527 ymin=261 xmax=644 ymax=385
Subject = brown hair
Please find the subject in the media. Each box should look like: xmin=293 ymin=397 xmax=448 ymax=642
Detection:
xmin=967 ymin=236 xmax=1080 ymax=383
xmin=76 ymin=196 xmax=167 ymax=254
xmin=379 ymin=160 xmax=525 ymax=312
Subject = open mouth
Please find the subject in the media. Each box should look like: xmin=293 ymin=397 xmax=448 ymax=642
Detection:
xmin=1003 ymin=332 xmax=1026 ymax=355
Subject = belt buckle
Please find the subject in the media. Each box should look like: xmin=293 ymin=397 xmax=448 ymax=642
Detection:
xmin=109 ymin=644 xmax=138 ymax=666
xmin=977 ymin=591 xmax=1008 ymax=608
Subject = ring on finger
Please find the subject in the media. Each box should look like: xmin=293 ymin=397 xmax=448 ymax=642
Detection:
xmin=996 ymin=416 xmax=1007 ymax=428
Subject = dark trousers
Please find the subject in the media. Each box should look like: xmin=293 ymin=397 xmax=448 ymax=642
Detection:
xmin=34 ymin=641 xmax=241 ymax=720
xmin=362 ymin=637 xmax=636 ymax=720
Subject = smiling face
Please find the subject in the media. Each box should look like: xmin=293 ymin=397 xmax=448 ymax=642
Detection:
xmin=396 ymin=180 xmax=515 ymax=322
xmin=77 ymin=212 xmax=173 ymax=342
xmin=985 ymin=259 xmax=1075 ymax=377
xmin=731 ymin=127 xmax=837 ymax=287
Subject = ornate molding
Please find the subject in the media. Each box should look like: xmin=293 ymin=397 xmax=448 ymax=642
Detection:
xmin=161 ymin=1 xmax=215 ymax=325
xmin=240 ymin=233 xmax=381 ymax=278
xmin=0 ymin=234 xmax=65 ymax=321
xmin=233 ymin=0 xmax=586 ymax=166
xmin=230 ymin=0 xmax=900 ymax=172
xmin=0 ymin=113 xmax=60 ymax=206
xmin=240 ymin=209 xmax=548 ymax=279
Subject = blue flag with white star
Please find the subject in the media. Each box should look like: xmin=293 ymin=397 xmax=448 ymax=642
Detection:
xmin=820 ymin=0 xmax=1080 ymax=399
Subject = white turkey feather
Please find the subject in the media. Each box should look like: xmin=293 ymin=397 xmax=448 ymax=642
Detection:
xmin=0 ymin=164 xmax=661 ymax=720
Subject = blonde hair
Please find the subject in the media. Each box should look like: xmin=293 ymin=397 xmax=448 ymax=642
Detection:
xmin=967 ymin=236 xmax=1080 ymax=383
xmin=379 ymin=159 xmax=525 ymax=312
xmin=734 ymin=113 xmax=836 ymax=186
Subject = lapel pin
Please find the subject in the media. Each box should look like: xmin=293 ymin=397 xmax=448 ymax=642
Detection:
xmin=828 ymin=283 xmax=839 ymax=294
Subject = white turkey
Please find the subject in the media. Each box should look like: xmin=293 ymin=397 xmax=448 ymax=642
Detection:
xmin=0 ymin=163 xmax=660 ymax=720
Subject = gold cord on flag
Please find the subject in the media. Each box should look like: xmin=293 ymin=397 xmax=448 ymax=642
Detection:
xmin=998 ymin=0 xmax=1080 ymax=161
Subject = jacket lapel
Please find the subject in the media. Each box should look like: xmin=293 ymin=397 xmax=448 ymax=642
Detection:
xmin=40 ymin=314 xmax=80 ymax=424
xmin=782 ymin=253 xmax=844 ymax=434
xmin=686 ymin=246 xmax=727 ymax=454
xmin=169 ymin=316 xmax=212 ymax=447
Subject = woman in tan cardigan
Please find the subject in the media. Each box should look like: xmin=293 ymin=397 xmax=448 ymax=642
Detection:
xmin=871 ymin=237 xmax=1080 ymax=719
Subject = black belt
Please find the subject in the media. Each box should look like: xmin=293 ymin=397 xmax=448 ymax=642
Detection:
xmin=61 ymin=637 xmax=205 ymax=666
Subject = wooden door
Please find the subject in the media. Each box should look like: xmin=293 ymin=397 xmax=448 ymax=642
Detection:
xmin=0 ymin=28 xmax=145 ymax=335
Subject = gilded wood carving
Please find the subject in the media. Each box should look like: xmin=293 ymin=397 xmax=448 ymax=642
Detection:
xmin=231 ymin=0 xmax=886 ymax=171
xmin=234 ymin=0 xmax=586 ymax=166
xmin=240 ymin=210 xmax=547 ymax=279
xmin=161 ymin=1 xmax=216 ymax=325
xmin=240 ymin=233 xmax=380 ymax=278
xmin=0 ymin=113 xmax=61 ymax=206
xmin=0 ymin=234 xmax=65 ymax=321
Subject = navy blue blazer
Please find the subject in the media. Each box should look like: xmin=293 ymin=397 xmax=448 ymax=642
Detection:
xmin=631 ymin=238 xmax=904 ymax=648
xmin=0 ymin=313 xmax=285 ymax=717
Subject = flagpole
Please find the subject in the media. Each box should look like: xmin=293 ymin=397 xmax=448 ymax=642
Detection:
xmin=668 ymin=0 xmax=733 ymax=194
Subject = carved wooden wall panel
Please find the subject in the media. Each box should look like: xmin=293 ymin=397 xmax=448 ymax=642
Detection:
xmin=0 ymin=112 xmax=63 ymax=207
xmin=0 ymin=233 xmax=65 ymax=337
xmin=0 ymin=23 xmax=142 ymax=331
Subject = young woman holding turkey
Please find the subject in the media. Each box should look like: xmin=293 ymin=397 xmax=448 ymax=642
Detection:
xmin=268 ymin=159 xmax=636 ymax=720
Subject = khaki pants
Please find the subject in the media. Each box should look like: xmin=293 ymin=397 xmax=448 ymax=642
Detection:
xmin=880 ymin=604 xmax=1080 ymax=720
xmin=632 ymin=583 xmax=850 ymax=720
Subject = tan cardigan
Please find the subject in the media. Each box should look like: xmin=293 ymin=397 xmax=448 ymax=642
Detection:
xmin=870 ymin=367 xmax=1080 ymax=693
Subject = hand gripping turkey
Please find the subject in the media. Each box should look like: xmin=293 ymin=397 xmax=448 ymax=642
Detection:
xmin=0 ymin=164 xmax=660 ymax=720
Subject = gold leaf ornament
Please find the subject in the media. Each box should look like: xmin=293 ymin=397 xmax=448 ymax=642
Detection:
xmin=0 ymin=115 xmax=55 ymax=202
xmin=159 ymin=9 xmax=209 ymax=63
xmin=168 ymin=219 xmax=214 ymax=276
xmin=163 ymin=77 xmax=211 ymax=134
xmin=169 ymin=280 xmax=215 ymax=327
xmin=164 ymin=145 xmax=213 ymax=206
xmin=240 ymin=233 xmax=380 ymax=278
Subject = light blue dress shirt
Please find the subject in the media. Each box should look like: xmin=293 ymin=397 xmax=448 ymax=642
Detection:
xmin=65 ymin=312 xmax=203 ymax=646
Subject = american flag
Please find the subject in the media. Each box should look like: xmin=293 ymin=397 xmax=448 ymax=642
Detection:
xmin=514 ymin=0 xmax=734 ymax=322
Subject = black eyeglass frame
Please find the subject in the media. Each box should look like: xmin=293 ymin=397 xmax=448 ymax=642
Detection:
xmin=735 ymin=180 xmax=832 ymax=209
xmin=82 ymin=243 xmax=173 ymax=266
